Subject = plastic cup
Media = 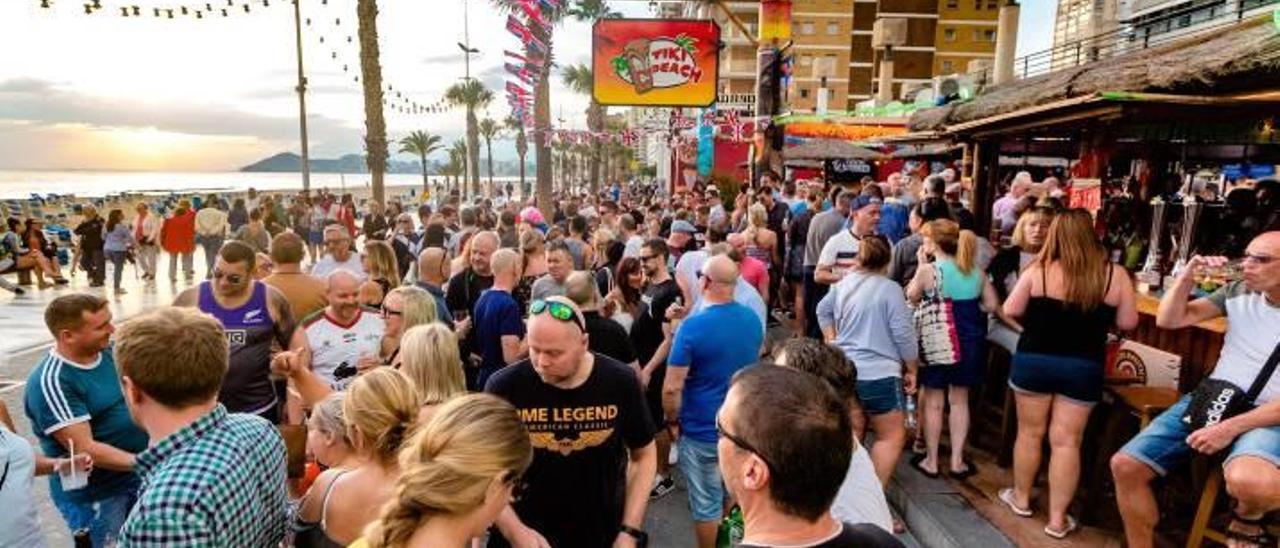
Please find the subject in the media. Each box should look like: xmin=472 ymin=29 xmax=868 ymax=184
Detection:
xmin=59 ymin=440 xmax=88 ymax=491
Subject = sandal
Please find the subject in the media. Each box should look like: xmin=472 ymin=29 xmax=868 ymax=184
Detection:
xmin=998 ymin=487 xmax=1033 ymax=517
xmin=949 ymin=458 xmax=978 ymax=481
xmin=910 ymin=454 xmax=940 ymax=479
xmin=1226 ymin=512 xmax=1276 ymax=548
xmin=1044 ymin=515 xmax=1078 ymax=539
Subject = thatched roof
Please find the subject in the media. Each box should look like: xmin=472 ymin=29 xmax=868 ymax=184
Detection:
xmin=784 ymin=139 xmax=885 ymax=160
xmin=908 ymin=13 xmax=1280 ymax=132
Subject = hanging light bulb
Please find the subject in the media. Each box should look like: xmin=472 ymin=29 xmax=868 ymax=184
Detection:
xmin=242 ymin=3 xmax=250 ymax=12
xmin=330 ymin=51 xmax=336 ymax=59
xmin=262 ymin=0 xmax=269 ymax=6
xmin=206 ymin=2 xmax=212 ymax=9
xmin=227 ymin=0 xmax=233 ymax=6
xmin=120 ymin=6 xmax=129 ymax=15
xmin=196 ymin=10 xmax=203 ymax=17
xmin=319 ymin=36 xmax=325 ymax=43
xmin=91 ymin=0 xmax=101 ymax=8
xmin=221 ymin=8 xmax=228 ymax=15
xmin=40 ymin=0 xmax=51 ymax=8
xmin=166 ymin=8 xmax=174 ymax=17
xmin=305 ymin=17 xmax=310 ymax=25
xmin=180 ymin=6 xmax=188 ymax=14
xmin=346 ymin=36 xmax=352 ymax=43
xmin=132 ymin=5 xmax=140 ymax=15
xmin=153 ymin=7 xmax=160 ymax=16
xmin=83 ymin=3 xmax=93 ymax=14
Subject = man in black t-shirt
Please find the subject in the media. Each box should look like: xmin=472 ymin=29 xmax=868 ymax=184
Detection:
xmin=565 ymin=271 xmax=639 ymax=368
xmin=445 ymin=231 xmax=497 ymax=376
xmin=722 ymin=367 xmax=903 ymax=548
xmin=631 ymin=238 xmax=682 ymax=498
xmin=485 ymin=297 xmax=657 ymax=548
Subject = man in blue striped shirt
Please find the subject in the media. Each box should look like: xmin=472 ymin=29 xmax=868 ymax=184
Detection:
xmin=24 ymin=293 xmax=149 ymax=547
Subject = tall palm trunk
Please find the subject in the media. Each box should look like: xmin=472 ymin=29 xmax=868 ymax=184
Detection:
xmin=534 ymin=31 xmax=554 ymax=213
xmin=484 ymin=139 xmax=494 ymax=197
xmin=466 ymin=108 xmax=481 ymax=199
xmin=418 ymin=152 xmax=428 ymax=193
xmin=516 ymin=132 xmax=528 ymax=199
xmin=587 ymin=104 xmax=603 ymax=192
xmin=356 ymin=0 xmax=387 ymax=206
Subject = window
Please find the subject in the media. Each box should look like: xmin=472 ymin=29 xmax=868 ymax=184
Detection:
xmin=941 ymin=60 xmax=954 ymax=72
xmin=944 ymin=28 xmax=956 ymax=42
xmin=946 ymin=0 xmax=958 ymax=7
xmin=973 ymin=29 xmax=983 ymax=41
xmin=987 ymin=0 xmax=999 ymax=8
xmin=827 ymin=22 xmax=840 ymax=35
xmin=801 ymin=22 xmax=815 ymax=35
xmin=800 ymin=88 xmax=810 ymax=99
xmin=974 ymin=0 xmax=982 ymax=9
xmin=800 ymin=55 xmax=813 ymax=66
xmin=984 ymin=29 xmax=997 ymax=42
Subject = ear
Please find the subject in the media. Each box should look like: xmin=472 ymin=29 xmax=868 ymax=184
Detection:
xmin=120 ymin=375 xmax=144 ymax=405
xmin=742 ymin=456 xmax=771 ymax=492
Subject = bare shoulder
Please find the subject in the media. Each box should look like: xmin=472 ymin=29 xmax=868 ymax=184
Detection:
xmin=172 ymin=286 xmax=199 ymax=307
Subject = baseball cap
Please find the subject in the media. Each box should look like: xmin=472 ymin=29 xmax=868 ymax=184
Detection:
xmin=671 ymin=219 xmax=698 ymax=234
xmin=850 ymin=195 xmax=883 ymax=211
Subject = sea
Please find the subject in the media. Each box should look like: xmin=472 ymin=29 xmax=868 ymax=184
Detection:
xmin=0 ymin=170 xmax=522 ymax=200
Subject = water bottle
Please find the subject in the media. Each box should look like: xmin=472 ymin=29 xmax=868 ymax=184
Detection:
xmin=904 ymin=394 xmax=918 ymax=430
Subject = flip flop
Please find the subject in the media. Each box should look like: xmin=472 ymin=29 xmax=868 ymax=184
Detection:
xmin=949 ymin=458 xmax=978 ymax=481
xmin=910 ymin=454 xmax=940 ymax=479
xmin=1044 ymin=515 xmax=1078 ymax=539
xmin=998 ymin=487 xmax=1033 ymax=517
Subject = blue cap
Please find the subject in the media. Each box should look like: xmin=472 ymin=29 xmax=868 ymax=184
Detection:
xmin=670 ymin=219 xmax=698 ymax=234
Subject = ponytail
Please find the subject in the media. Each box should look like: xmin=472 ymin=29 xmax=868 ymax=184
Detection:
xmin=956 ymin=229 xmax=977 ymax=275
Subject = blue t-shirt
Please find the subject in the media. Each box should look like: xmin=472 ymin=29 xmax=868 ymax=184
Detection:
xmin=877 ymin=201 xmax=910 ymax=244
xmin=24 ymin=348 xmax=149 ymax=503
xmin=474 ymin=289 xmax=525 ymax=373
xmin=668 ymin=302 xmax=764 ymax=443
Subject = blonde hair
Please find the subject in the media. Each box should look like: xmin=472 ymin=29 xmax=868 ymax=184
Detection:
xmin=363 ymin=394 xmax=532 ymax=548
xmin=1035 ymin=209 xmax=1109 ymax=310
xmin=748 ymin=202 xmax=768 ymax=230
xmin=1011 ymin=206 xmax=1056 ymax=250
xmin=365 ymin=240 xmax=402 ymax=287
xmin=921 ymin=219 xmax=978 ymax=275
xmin=386 ymin=286 xmax=437 ymax=331
xmin=398 ymin=324 xmax=466 ymax=407
xmin=309 ymin=393 xmax=351 ymax=448
xmin=343 ymin=368 xmax=420 ymax=464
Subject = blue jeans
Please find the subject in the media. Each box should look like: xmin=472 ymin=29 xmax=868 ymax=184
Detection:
xmin=678 ymin=438 xmax=726 ymax=522
xmin=52 ymin=489 xmax=138 ymax=547
xmin=106 ymin=250 xmax=128 ymax=289
xmin=1121 ymin=394 xmax=1280 ymax=476
xmin=197 ymin=235 xmax=224 ymax=278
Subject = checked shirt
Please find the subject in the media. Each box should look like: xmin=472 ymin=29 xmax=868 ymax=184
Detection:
xmin=119 ymin=404 xmax=288 ymax=547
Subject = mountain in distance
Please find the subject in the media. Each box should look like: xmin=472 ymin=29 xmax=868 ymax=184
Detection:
xmin=240 ymin=152 xmax=532 ymax=176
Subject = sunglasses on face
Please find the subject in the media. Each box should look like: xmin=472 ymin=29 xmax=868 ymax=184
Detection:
xmin=529 ymin=299 xmax=585 ymax=332
xmin=1243 ymin=253 xmax=1276 ymax=265
xmin=212 ymin=271 xmax=245 ymax=284
xmin=716 ymin=418 xmax=774 ymax=472
xmin=380 ymin=306 xmax=403 ymax=317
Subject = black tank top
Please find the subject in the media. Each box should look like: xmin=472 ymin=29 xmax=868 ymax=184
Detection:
xmin=1016 ymin=265 xmax=1118 ymax=364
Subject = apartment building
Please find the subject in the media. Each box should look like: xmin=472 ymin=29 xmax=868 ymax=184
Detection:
xmin=934 ymin=0 xmax=999 ymax=78
xmin=1051 ymin=0 xmax=1119 ymax=69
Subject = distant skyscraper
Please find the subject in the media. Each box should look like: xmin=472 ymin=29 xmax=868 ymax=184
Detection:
xmin=1051 ymin=0 xmax=1119 ymax=69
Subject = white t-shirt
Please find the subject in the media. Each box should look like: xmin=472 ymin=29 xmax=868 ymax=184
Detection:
xmin=1207 ymin=281 xmax=1280 ymax=404
xmin=818 ymin=229 xmax=862 ymax=280
xmin=0 ymin=427 xmax=45 ymax=548
xmin=302 ymin=308 xmax=385 ymax=390
xmin=624 ymin=235 xmax=645 ymax=259
xmin=675 ymin=250 xmax=767 ymax=334
xmin=311 ymin=254 xmax=366 ymax=282
xmin=830 ymin=443 xmax=894 ymax=534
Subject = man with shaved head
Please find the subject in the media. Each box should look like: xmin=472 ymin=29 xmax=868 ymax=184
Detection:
xmin=446 ymin=230 xmax=499 ymax=361
xmin=485 ymin=297 xmax=657 ymax=548
xmin=664 ymin=254 xmax=765 ymax=548
xmin=1113 ymin=231 xmax=1280 ymax=548
xmin=283 ymin=268 xmax=385 ymax=390
xmin=413 ymin=246 xmax=453 ymax=325
xmin=472 ymin=248 xmax=526 ymax=391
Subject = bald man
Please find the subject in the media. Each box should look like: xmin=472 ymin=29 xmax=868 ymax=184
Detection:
xmin=286 ymin=269 xmax=385 ymax=390
xmin=485 ymin=296 xmax=657 ymax=548
xmin=446 ymin=230 xmax=499 ymax=361
xmin=472 ymin=248 xmax=526 ymax=391
xmin=1114 ymin=231 xmax=1280 ymax=548
xmin=664 ymin=255 xmax=765 ymax=548
xmin=413 ymin=247 xmax=453 ymax=325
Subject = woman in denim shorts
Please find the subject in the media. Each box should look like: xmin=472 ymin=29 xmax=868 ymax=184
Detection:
xmin=1000 ymin=210 xmax=1138 ymax=539
xmin=817 ymin=236 xmax=919 ymax=487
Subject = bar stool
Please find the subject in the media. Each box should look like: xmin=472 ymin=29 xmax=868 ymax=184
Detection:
xmin=1082 ymin=385 xmax=1180 ymax=526
xmin=1186 ymin=462 xmax=1279 ymax=547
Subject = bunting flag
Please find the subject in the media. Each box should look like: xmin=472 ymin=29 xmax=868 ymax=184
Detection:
xmin=506 ymin=16 xmax=546 ymax=54
xmin=505 ymin=63 xmax=537 ymax=86
xmin=621 ymin=128 xmax=639 ymax=147
xmin=513 ymin=0 xmax=548 ymax=28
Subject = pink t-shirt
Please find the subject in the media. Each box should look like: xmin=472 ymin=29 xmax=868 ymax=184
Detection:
xmin=740 ymin=256 xmax=770 ymax=299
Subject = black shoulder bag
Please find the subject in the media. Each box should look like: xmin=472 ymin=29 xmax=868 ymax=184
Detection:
xmin=1181 ymin=341 xmax=1280 ymax=431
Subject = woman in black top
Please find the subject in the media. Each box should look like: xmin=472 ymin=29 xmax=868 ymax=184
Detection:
xmin=998 ymin=209 xmax=1138 ymax=539
xmin=73 ymin=206 xmax=107 ymax=287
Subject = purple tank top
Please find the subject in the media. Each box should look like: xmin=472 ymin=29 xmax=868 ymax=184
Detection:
xmin=198 ymin=281 xmax=277 ymax=415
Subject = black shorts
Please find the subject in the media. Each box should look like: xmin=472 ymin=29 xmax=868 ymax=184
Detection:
xmin=646 ymin=362 xmax=667 ymax=426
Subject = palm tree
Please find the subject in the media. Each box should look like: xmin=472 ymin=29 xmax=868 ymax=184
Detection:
xmin=560 ymin=63 xmax=605 ymax=193
xmin=478 ymin=118 xmax=500 ymax=196
xmin=445 ymin=80 xmax=493 ymax=200
xmin=505 ymin=116 xmax=529 ymax=199
xmin=448 ymin=139 xmax=468 ymax=196
xmin=398 ymin=130 xmax=443 ymax=194
xmin=355 ymin=0 xmax=388 ymax=206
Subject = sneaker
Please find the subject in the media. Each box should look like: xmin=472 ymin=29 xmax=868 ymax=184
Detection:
xmin=650 ymin=476 xmax=676 ymax=500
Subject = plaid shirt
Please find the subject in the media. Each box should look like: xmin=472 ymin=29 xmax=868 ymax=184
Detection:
xmin=119 ymin=405 xmax=288 ymax=547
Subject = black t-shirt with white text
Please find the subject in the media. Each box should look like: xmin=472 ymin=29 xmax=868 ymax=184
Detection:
xmin=484 ymin=354 xmax=656 ymax=548
xmin=739 ymin=522 xmax=904 ymax=548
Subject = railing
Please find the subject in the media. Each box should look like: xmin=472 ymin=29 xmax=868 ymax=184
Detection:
xmin=968 ymin=0 xmax=1280 ymax=84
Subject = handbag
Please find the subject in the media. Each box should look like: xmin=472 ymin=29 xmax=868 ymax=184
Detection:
xmin=1181 ymin=340 xmax=1280 ymax=432
xmin=913 ymin=265 xmax=961 ymax=366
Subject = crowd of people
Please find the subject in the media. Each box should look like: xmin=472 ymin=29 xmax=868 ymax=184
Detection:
xmin=1 ymin=170 xmax=1277 ymax=548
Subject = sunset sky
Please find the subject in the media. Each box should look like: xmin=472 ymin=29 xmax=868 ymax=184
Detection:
xmin=0 ymin=0 xmax=1052 ymax=172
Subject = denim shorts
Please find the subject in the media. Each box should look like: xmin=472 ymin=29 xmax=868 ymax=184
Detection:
xmin=1121 ymin=394 xmax=1280 ymax=476
xmin=856 ymin=377 xmax=905 ymax=416
xmin=52 ymin=489 xmax=138 ymax=547
xmin=678 ymin=438 xmax=727 ymax=522
xmin=1008 ymin=352 xmax=1104 ymax=405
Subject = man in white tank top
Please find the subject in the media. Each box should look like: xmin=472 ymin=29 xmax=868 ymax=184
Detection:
xmin=286 ymin=269 xmax=384 ymax=391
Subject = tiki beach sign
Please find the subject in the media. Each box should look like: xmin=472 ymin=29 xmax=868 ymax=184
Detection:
xmin=592 ymin=19 xmax=720 ymax=107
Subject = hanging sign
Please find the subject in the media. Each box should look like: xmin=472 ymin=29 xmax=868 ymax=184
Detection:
xmin=592 ymin=18 xmax=720 ymax=107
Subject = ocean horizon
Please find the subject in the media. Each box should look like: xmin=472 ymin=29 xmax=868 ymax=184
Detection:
xmin=0 ymin=170 xmax=523 ymax=200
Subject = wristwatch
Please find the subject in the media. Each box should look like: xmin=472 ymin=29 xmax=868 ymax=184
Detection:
xmin=620 ymin=524 xmax=649 ymax=546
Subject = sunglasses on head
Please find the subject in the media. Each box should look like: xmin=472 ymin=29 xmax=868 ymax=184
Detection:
xmin=529 ymin=299 xmax=584 ymax=332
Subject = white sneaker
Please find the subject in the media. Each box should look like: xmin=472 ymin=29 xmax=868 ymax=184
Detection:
xmin=668 ymin=441 xmax=679 ymax=466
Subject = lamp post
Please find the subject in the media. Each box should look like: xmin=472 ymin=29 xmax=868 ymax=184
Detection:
xmin=292 ymin=0 xmax=311 ymax=192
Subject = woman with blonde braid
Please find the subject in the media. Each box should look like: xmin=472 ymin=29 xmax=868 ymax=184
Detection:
xmin=293 ymin=369 xmax=420 ymax=548
xmin=397 ymin=323 xmax=467 ymax=423
xmin=353 ymin=394 xmax=533 ymax=548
